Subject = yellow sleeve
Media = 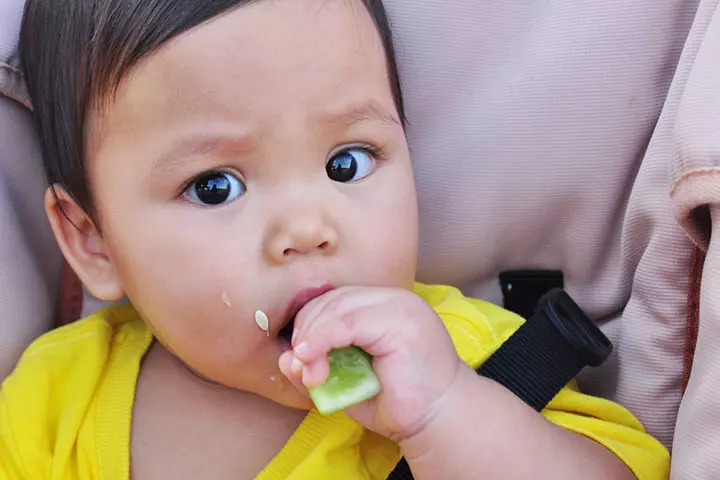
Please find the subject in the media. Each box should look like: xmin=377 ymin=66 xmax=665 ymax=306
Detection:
xmin=0 ymin=313 xmax=118 ymax=480
xmin=0 ymin=395 xmax=27 ymax=479
xmin=414 ymin=283 xmax=670 ymax=479
xmin=544 ymin=383 xmax=669 ymax=479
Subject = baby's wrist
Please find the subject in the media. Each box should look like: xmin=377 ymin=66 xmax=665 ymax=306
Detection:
xmin=396 ymin=362 xmax=481 ymax=458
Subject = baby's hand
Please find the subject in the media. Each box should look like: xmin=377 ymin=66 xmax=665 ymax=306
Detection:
xmin=278 ymin=286 xmax=464 ymax=442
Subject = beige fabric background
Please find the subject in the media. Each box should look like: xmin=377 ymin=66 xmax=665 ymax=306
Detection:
xmin=385 ymin=0 xmax=699 ymax=452
xmin=2 ymin=0 xmax=720 ymax=477
xmin=670 ymin=1 xmax=720 ymax=474
xmin=0 ymin=0 xmax=59 ymax=381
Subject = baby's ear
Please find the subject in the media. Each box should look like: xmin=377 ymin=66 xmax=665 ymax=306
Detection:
xmin=45 ymin=186 xmax=124 ymax=302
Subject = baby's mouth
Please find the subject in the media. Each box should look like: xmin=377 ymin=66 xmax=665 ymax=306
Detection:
xmin=278 ymin=314 xmax=296 ymax=342
xmin=277 ymin=284 xmax=335 ymax=342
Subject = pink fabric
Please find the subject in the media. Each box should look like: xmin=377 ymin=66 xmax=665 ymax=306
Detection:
xmin=669 ymin=2 xmax=720 ymax=476
xmin=672 ymin=207 xmax=720 ymax=478
xmin=385 ymin=0 xmax=699 ymax=449
xmin=0 ymin=0 xmax=59 ymax=379
xmin=0 ymin=99 xmax=59 ymax=378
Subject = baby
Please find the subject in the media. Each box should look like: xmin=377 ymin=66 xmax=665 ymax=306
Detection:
xmin=1 ymin=0 xmax=668 ymax=478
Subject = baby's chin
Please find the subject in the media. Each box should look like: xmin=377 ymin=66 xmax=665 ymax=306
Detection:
xmin=173 ymin=336 xmax=313 ymax=410
xmin=245 ymin=340 xmax=315 ymax=410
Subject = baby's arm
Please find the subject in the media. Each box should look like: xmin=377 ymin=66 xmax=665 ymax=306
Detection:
xmin=445 ymin=291 xmax=669 ymax=479
xmin=281 ymin=285 xmax=669 ymax=479
xmin=398 ymin=364 xmax=635 ymax=479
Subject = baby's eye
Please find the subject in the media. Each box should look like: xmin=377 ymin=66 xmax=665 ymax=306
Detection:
xmin=326 ymin=147 xmax=375 ymax=183
xmin=184 ymin=171 xmax=246 ymax=206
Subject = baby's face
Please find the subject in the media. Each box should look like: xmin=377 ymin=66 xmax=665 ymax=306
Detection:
xmin=84 ymin=0 xmax=417 ymax=406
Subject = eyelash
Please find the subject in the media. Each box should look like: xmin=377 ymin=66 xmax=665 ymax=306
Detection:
xmin=344 ymin=142 xmax=387 ymax=162
xmin=178 ymin=168 xmax=240 ymax=198
xmin=331 ymin=142 xmax=391 ymax=175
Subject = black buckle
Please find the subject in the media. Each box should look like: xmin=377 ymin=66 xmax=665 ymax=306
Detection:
xmin=500 ymin=270 xmax=564 ymax=320
xmin=476 ymin=288 xmax=612 ymax=411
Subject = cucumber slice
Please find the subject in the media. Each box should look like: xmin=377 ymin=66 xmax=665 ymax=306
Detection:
xmin=308 ymin=346 xmax=381 ymax=415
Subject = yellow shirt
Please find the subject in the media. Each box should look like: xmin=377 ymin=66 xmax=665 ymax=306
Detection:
xmin=0 ymin=284 xmax=669 ymax=479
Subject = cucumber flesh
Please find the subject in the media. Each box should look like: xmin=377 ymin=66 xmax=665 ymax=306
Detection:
xmin=308 ymin=346 xmax=381 ymax=414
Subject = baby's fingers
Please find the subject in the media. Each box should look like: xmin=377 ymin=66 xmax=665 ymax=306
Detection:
xmin=294 ymin=305 xmax=397 ymax=365
xmin=298 ymin=357 xmax=330 ymax=388
xmin=279 ymin=350 xmax=330 ymax=390
xmin=291 ymin=331 xmax=354 ymax=389
xmin=293 ymin=319 xmax=356 ymax=363
xmin=291 ymin=287 xmax=408 ymax=351
xmin=278 ymin=351 xmax=311 ymax=394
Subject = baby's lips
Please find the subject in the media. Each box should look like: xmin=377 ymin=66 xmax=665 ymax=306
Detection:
xmin=283 ymin=284 xmax=336 ymax=326
xmin=288 ymin=291 xmax=337 ymax=343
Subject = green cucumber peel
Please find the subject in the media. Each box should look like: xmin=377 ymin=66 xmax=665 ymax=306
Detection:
xmin=308 ymin=346 xmax=381 ymax=415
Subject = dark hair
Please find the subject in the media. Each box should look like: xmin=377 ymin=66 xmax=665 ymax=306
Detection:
xmin=20 ymin=0 xmax=404 ymax=218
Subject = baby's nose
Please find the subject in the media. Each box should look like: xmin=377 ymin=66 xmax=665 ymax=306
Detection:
xmin=264 ymin=213 xmax=339 ymax=264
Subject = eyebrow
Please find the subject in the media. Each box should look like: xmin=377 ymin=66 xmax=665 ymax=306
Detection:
xmin=149 ymin=102 xmax=400 ymax=176
xmin=322 ymin=101 xmax=401 ymax=129
xmin=150 ymin=134 xmax=255 ymax=177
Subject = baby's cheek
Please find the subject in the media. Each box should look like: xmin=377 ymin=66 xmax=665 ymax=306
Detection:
xmin=362 ymin=214 xmax=418 ymax=289
xmin=112 ymin=238 xmax=240 ymax=342
xmin=138 ymin=283 xmax=256 ymax=378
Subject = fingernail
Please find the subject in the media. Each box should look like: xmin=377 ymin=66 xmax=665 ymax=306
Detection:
xmin=294 ymin=342 xmax=310 ymax=359
xmin=291 ymin=356 xmax=304 ymax=375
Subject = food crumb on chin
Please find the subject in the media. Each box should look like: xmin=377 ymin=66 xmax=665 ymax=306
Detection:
xmin=255 ymin=310 xmax=270 ymax=335
xmin=221 ymin=291 xmax=232 ymax=308
xmin=269 ymin=375 xmax=285 ymax=390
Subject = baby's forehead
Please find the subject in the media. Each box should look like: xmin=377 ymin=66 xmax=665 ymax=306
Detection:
xmin=86 ymin=0 xmax=399 ymax=171
xmin=145 ymin=0 xmax=385 ymax=79
xmin=95 ymin=3 xmax=391 ymax=127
